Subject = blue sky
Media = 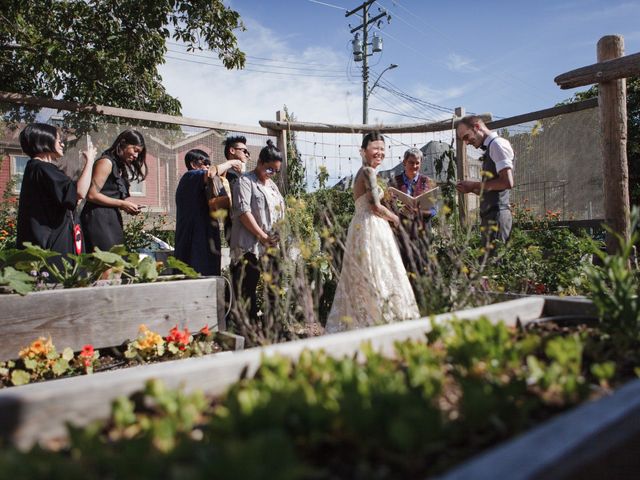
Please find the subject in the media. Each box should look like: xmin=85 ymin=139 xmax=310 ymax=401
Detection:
xmin=158 ymin=1 xmax=639 ymax=187
xmin=160 ymin=0 xmax=640 ymax=126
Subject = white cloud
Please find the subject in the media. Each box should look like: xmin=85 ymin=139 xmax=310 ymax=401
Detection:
xmin=445 ymin=53 xmax=478 ymax=73
xmin=158 ymin=17 xmax=406 ymax=128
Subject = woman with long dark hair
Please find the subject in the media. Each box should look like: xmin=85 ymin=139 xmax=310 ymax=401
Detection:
xmin=16 ymin=122 xmax=96 ymax=255
xmin=81 ymin=129 xmax=147 ymax=252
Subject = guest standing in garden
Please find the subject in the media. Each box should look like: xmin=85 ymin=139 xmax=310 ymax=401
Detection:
xmin=456 ymin=115 xmax=514 ymax=244
xmin=387 ymin=147 xmax=438 ymax=272
xmin=221 ymin=135 xmax=251 ymax=242
xmin=230 ymin=139 xmax=285 ymax=322
xmin=325 ymin=132 xmax=420 ymax=333
xmin=174 ymin=149 xmax=242 ymax=275
xmin=81 ymin=129 xmax=146 ymax=252
xmin=17 ymin=123 xmax=96 ymax=255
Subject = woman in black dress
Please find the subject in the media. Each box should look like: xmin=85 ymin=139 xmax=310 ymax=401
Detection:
xmin=16 ymin=123 xmax=96 ymax=254
xmin=81 ymin=130 xmax=147 ymax=252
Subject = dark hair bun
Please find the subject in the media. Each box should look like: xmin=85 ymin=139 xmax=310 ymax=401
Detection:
xmin=266 ymin=139 xmax=275 ymax=148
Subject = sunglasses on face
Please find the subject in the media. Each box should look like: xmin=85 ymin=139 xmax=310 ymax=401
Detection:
xmin=234 ymin=147 xmax=250 ymax=155
xmin=265 ymin=167 xmax=280 ymax=175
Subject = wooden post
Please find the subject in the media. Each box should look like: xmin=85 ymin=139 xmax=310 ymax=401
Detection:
xmin=275 ymin=110 xmax=288 ymax=194
xmin=455 ymin=107 xmax=468 ymax=225
xmin=598 ymin=35 xmax=630 ymax=253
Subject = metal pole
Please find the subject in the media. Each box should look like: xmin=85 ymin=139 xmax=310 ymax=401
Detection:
xmin=362 ymin=3 xmax=369 ymax=124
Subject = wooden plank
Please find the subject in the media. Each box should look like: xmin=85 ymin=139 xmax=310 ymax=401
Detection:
xmin=438 ymin=377 xmax=640 ymax=480
xmin=454 ymin=106 xmax=468 ymax=225
xmin=0 ymin=278 xmax=223 ymax=360
xmin=486 ymin=98 xmax=598 ymax=130
xmin=275 ymin=110 xmax=289 ymax=193
xmin=0 ymin=297 xmax=547 ymax=448
xmin=0 ymin=91 xmax=269 ymax=136
xmin=598 ymin=36 xmax=631 ymax=254
xmin=258 ymin=113 xmax=493 ymax=134
xmin=554 ymin=51 xmax=640 ymax=90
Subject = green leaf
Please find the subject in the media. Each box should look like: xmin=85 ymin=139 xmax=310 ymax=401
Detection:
xmin=0 ymin=267 xmax=35 ymax=295
xmin=137 ymin=256 xmax=159 ymax=282
xmin=165 ymin=256 xmax=199 ymax=278
xmin=62 ymin=347 xmax=74 ymax=361
xmin=11 ymin=369 xmax=31 ymax=386
xmin=52 ymin=358 xmax=70 ymax=376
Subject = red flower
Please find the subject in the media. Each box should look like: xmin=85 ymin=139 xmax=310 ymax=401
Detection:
xmin=200 ymin=324 xmax=210 ymax=336
xmin=80 ymin=344 xmax=94 ymax=358
xmin=166 ymin=325 xmax=191 ymax=349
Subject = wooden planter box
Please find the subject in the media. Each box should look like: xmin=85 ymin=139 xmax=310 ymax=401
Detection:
xmin=0 ymin=277 xmax=226 ymax=360
xmin=1 ymin=296 xmax=637 ymax=477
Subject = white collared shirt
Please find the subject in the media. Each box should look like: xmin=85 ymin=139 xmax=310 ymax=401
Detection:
xmin=484 ymin=132 xmax=514 ymax=173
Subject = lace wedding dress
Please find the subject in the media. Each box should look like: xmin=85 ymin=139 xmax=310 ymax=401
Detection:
xmin=325 ymin=189 xmax=421 ymax=333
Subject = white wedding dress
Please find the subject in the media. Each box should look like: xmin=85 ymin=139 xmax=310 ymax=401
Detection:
xmin=325 ymin=188 xmax=421 ymax=333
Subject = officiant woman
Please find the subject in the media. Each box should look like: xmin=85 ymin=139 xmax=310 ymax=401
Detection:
xmin=387 ymin=147 xmax=438 ymax=272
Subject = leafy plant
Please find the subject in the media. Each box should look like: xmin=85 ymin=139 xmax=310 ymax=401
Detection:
xmin=586 ymin=207 xmax=640 ymax=347
xmin=0 ymin=243 xmax=198 ymax=295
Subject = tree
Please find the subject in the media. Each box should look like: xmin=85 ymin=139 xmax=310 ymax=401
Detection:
xmin=282 ymin=105 xmax=306 ymax=197
xmin=0 ymin=0 xmax=246 ymax=117
xmin=563 ymin=77 xmax=639 ymax=207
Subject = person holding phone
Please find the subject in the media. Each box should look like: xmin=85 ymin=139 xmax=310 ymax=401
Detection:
xmin=16 ymin=123 xmax=96 ymax=255
xmin=81 ymin=129 xmax=147 ymax=252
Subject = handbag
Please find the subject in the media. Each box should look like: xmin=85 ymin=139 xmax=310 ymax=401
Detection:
xmin=69 ymin=206 xmax=83 ymax=255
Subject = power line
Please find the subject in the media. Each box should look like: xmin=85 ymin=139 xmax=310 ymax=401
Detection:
xmin=167 ymin=47 xmax=344 ymax=73
xmin=375 ymin=0 xmax=556 ymax=106
xmin=164 ymin=55 xmax=351 ymax=80
xmin=307 ymin=0 xmax=347 ymax=11
xmin=166 ymin=40 xmax=344 ymax=69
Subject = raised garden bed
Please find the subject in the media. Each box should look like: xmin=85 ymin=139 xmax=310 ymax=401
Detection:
xmin=0 ymin=296 xmax=598 ymax=448
xmin=0 ymin=277 xmax=227 ymax=360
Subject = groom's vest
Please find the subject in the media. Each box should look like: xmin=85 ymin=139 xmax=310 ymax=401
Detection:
xmin=480 ymin=137 xmax=511 ymax=217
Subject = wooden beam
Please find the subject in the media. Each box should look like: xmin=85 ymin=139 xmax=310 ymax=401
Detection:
xmin=275 ymin=110 xmax=288 ymax=194
xmin=259 ymin=113 xmax=493 ymax=134
xmin=0 ymin=91 xmax=269 ymax=136
xmin=554 ymin=51 xmax=640 ymax=90
xmin=598 ymin=35 xmax=631 ymax=253
xmin=486 ymin=98 xmax=598 ymax=130
xmin=454 ymin=107 xmax=468 ymax=225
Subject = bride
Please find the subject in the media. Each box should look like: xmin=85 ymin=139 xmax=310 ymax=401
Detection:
xmin=325 ymin=132 xmax=420 ymax=333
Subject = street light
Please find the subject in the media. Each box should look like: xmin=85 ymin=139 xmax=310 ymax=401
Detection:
xmin=368 ymin=63 xmax=397 ymax=96
xmin=364 ymin=63 xmax=397 ymax=123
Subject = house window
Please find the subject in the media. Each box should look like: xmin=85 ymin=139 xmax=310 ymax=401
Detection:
xmin=10 ymin=155 xmax=29 ymax=193
xmin=129 ymin=179 xmax=145 ymax=197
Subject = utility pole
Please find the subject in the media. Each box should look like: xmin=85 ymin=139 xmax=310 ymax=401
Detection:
xmin=346 ymin=0 xmax=391 ymax=124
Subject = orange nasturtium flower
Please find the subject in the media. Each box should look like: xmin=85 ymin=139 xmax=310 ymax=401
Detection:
xmin=199 ymin=324 xmax=211 ymax=336
xmin=137 ymin=324 xmax=165 ymax=350
xmin=19 ymin=337 xmax=53 ymax=359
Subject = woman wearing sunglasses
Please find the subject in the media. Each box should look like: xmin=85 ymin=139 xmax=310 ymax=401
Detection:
xmin=230 ymin=139 xmax=285 ymax=323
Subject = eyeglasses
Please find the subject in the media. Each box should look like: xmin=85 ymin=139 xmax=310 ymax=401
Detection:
xmin=234 ymin=147 xmax=250 ymax=155
xmin=202 ymin=160 xmax=211 ymax=166
xmin=265 ymin=167 xmax=280 ymax=175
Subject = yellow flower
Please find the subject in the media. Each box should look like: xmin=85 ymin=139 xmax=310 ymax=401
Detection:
xmin=442 ymin=205 xmax=452 ymax=215
xmin=262 ymin=272 xmax=273 ymax=283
